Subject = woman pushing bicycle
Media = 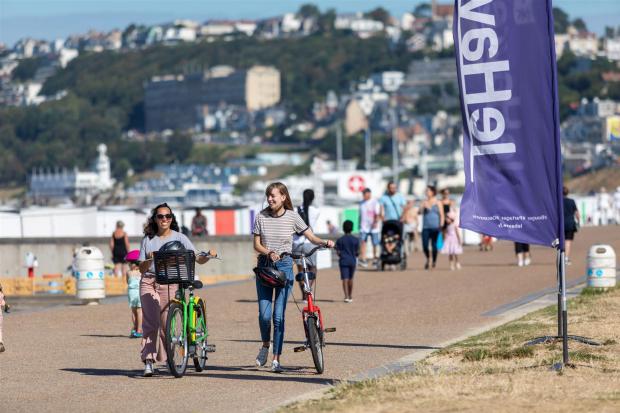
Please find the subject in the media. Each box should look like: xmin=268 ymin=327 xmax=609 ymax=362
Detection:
xmin=253 ymin=182 xmax=334 ymax=373
xmin=138 ymin=203 xmax=211 ymax=377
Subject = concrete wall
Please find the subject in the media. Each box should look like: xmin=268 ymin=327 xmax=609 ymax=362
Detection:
xmin=0 ymin=236 xmax=257 ymax=278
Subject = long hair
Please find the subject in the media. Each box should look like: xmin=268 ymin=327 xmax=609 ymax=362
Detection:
xmin=263 ymin=182 xmax=294 ymax=213
xmin=300 ymin=189 xmax=315 ymax=226
xmin=143 ymin=202 xmax=180 ymax=239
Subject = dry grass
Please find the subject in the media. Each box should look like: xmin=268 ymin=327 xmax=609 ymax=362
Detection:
xmin=283 ymin=286 xmax=620 ymax=413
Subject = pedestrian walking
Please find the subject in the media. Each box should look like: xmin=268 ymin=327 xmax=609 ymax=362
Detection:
xmin=614 ymin=186 xmax=620 ymax=225
xmin=125 ymin=250 xmax=143 ymax=338
xmin=379 ymin=181 xmax=406 ymax=222
xmin=110 ymin=221 xmax=130 ymax=278
xmin=419 ymin=185 xmax=445 ymax=270
xmin=252 ymin=182 xmax=334 ymax=373
xmin=440 ymin=188 xmax=454 ymax=230
xmin=597 ymin=187 xmax=612 ymax=225
xmin=293 ymin=189 xmax=320 ymax=300
xmin=440 ymin=211 xmax=462 ymax=270
xmin=358 ymin=188 xmax=381 ymax=267
xmin=191 ymin=208 xmax=208 ymax=237
xmin=514 ymin=242 xmax=532 ymax=267
xmin=336 ymin=220 xmax=360 ymax=303
xmin=138 ymin=203 xmax=210 ymax=377
xmin=402 ymin=199 xmax=419 ymax=254
xmin=0 ymin=282 xmax=8 ymax=353
xmin=563 ymin=186 xmax=580 ymax=265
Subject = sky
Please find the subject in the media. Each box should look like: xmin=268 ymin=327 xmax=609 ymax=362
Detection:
xmin=1 ymin=0 xmax=619 ymax=46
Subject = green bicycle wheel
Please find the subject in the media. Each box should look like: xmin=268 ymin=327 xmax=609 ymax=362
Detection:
xmin=193 ymin=298 xmax=209 ymax=372
xmin=307 ymin=316 xmax=324 ymax=374
xmin=166 ymin=302 xmax=188 ymax=378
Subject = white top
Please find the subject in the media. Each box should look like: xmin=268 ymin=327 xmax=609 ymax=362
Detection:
xmin=293 ymin=205 xmax=320 ymax=246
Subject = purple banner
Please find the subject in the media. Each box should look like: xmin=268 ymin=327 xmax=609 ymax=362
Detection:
xmin=453 ymin=0 xmax=563 ymax=248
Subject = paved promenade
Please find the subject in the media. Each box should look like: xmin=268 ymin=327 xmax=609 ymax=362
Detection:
xmin=1 ymin=227 xmax=618 ymax=413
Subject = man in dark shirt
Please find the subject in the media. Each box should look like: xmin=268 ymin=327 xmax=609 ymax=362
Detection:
xmin=563 ymin=186 xmax=580 ymax=265
xmin=336 ymin=220 xmax=360 ymax=303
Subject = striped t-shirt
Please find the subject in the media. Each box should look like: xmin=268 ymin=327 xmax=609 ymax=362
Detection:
xmin=253 ymin=209 xmax=309 ymax=254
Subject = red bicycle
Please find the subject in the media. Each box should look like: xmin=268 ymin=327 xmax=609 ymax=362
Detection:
xmin=282 ymin=245 xmax=335 ymax=374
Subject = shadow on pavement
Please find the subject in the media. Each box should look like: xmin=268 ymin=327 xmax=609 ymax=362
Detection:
xmin=61 ymin=368 xmax=144 ymax=378
xmin=226 ymin=339 xmax=440 ymax=350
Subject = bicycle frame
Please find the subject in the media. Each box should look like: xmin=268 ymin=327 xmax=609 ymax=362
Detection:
xmin=298 ymin=254 xmax=325 ymax=342
xmin=172 ymin=285 xmax=208 ymax=348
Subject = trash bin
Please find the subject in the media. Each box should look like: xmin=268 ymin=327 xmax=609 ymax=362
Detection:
xmin=74 ymin=246 xmax=106 ymax=303
xmin=586 ymin=244 xmax=616 ymax=288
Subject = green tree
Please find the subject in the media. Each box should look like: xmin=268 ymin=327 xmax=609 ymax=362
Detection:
xmin=298 ymin=4 xmax=320 ymax=19
xmin=12 ymin=57 xmax=44 ymax=82
xmin=572 ymin=18 xmax=587 ymax=32
xmin=553 ymin=7 xmax=570 ymax=34
xmin=413 ymin=3 xmax=432 ymax=18
xmin=365 ymin=7 xmax=391 ymax=25
xmin=167 ymin=131 xmax=193 ymax=162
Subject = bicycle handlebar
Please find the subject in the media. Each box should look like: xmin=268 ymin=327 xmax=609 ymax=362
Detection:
xmin=279 ymin=244 xmax=331 ymax=260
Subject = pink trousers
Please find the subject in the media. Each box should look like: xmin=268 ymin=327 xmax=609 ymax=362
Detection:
xmin=139 ymin=276 xmax=177 ymax=362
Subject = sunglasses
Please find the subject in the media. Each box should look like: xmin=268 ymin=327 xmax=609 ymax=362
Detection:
xmin=156 ymin=214 xmax=173 ymax=220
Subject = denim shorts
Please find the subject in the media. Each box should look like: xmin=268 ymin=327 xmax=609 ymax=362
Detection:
xmin=360 ymin=231 xmax=380 ymax=246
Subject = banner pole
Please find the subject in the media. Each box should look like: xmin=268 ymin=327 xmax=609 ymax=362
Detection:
xmin=560 ymin=249 xmax=569 ymax=365
xmin=556 ymin=249 xmax=563 ymax=337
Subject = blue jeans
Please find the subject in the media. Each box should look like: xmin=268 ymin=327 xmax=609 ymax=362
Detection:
xmin=255 ymin=256 xmax=294 ymax=356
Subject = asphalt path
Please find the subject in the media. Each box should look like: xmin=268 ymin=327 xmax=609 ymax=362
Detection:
xmin=0 ymin=226 xmax=618 ymax=413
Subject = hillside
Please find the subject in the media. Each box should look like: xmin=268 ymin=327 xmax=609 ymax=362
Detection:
xmin=566 ymin=166 xmax=620 ymax=194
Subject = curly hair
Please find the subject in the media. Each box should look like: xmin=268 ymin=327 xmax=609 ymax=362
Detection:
xmin=143 ymin=203 xmax=180 ymax=238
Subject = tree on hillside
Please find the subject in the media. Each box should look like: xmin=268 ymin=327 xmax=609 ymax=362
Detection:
xmin=553 ymin=7 xmax=569 ymax=34
xmin=365 ymin=7 xmax=391 ymax=26
xmin=317 ymin=9 xmax=336 ymax=34
xmin=413 ymin=3 xmax=432 ymax=18
xmin=572 ymin=18 xmax=587 ymax=32
xmin=605 ymin=26 xmax=615 ymax=39
xmin=298 ymin=4 xmax=320 ymax=19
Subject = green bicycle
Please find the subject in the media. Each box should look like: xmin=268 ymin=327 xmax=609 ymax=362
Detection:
xmin=154 ymin=249 xmax=218 ymax=378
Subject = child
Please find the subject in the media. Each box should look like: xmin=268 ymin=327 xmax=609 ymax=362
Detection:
xmin=125 ymin=250 xmax=143 ymax=338
xmin=441 ymin=211 xmax=463 ymax=270
xmin=0 ymin=281 xmax=8 ymax=352
xmin=336 ymin=220 xmax=360 ymax=303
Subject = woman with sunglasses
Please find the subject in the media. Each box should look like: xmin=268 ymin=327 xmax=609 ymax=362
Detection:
xmin=138 ymin=203 xmax=210 ymax=377
xmin=253 ymin=182 xmax=334 ymax=373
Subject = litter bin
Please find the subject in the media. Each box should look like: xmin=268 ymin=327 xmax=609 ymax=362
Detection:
xmin=74 ymin=246 xmax=106 ymax=304
xmin=586 ymin=244 xmax=616 ymax=288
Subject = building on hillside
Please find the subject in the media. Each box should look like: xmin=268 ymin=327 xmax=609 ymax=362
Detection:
xmin=400 ymin=58 xmax=457 ymax=99
xmin=555 ymin=26 xmax=599 ymax=58
xmin=604 ymin=37 xmax=620 ymax=61
xmin=28 ymin=144 xmax=115 ymax=205
xmin=145 ymin=65 xmax=280 ymax=132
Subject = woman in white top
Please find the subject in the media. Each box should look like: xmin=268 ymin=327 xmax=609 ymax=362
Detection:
xmin=292 ymin=189 xmax=320 ymax=299
xmin=253 ymin=182 xmax=334 ymax=372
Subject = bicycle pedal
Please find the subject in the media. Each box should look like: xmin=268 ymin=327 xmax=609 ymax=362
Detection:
xmin=293 ymin=346 xmax=307 ymax=352
xmin=205 ymin=344 xmax=216 ymax=352
xmin=324 ymin=327 xmax=336 ymax=333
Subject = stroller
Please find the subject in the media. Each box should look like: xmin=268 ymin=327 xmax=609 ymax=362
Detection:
xmin=379 ymin=220 xmax=407 ymax=271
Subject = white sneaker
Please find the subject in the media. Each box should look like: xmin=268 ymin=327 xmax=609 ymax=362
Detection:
xmin=256 ymin=346 xmax=270 ymax=367
xmin=271 ymin=360 xmax=283 ymax=373
xmin=144 ymin=360 xmax=154 ymax=377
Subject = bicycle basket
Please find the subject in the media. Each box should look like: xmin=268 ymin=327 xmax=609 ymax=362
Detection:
xmin=154 ymin=250 xmax=196 ymax=284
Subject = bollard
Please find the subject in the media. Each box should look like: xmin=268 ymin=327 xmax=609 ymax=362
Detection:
xmin=586 ymin=245 xmax=616 ymax=288
xmin=74 ymin=246 xmax=106 ymax=304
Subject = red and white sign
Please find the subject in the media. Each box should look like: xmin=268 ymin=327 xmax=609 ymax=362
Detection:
xmin=348 ymin=175 xmax=366 ymax=193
